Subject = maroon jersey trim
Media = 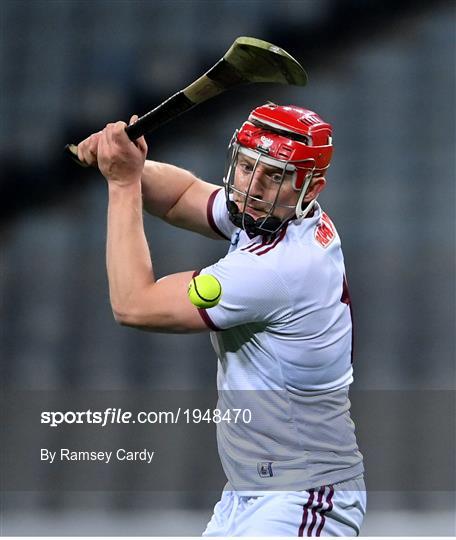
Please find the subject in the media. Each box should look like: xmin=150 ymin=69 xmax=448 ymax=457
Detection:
xmin=207 ymin=188 xmax=230 ymax=240
xmin=255 ymin=225 xmax=288 ymax=256
xmin=197 ymin=308 xmax=220 ymax=331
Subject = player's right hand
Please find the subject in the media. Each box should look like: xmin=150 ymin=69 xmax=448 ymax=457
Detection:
xmin=77 ymin=131 xmax=102 ymax=167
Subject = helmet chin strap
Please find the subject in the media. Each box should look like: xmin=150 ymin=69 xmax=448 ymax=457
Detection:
xmin=227 ymin=201 xmax=283 ymax=238
xmin=295 ymin=172 xmax=316 ymax=220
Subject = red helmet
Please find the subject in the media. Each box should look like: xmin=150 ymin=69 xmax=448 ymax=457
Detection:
xmin=238 ymin=103 xmax=333 ymax=189
xmin=224 ymin=104 xmax=333 ymax=237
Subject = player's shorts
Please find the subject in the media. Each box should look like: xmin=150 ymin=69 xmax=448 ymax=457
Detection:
xmin=202 ymin=475 xmax=366 ymax=537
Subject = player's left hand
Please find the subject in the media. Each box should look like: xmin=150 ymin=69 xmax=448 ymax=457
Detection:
xmin=98 ymin=115 xmax=148 ymax=187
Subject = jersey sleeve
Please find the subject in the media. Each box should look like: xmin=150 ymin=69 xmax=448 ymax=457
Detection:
xmin=197 ymin=250 xmax=292 ymax=331
xmin=206 ymin=188 xmax=236 ymax=241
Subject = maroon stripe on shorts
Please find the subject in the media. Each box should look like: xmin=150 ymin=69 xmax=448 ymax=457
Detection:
xmin=316 ymin=485 xmax=334 ymax=537
xmin=307 ymin=486 xmax=325 ymax=536
xmin=298 ymin=489 xmax=315 ymax=537
xmin=206 ymin=189 xmax=230 ymax=240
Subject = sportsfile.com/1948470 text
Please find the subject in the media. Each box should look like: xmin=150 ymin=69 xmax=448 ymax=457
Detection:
xmin=40 ymin=408 xmax=252 ymax=428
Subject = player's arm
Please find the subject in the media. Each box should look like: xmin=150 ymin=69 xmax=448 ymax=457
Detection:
xmin=77 ymin=130 xmax=222 ymax=239
xmin=97 ymin=118 xmax=210 ymax=333
xmin=140 ymin=160 xmax=222 ymax=238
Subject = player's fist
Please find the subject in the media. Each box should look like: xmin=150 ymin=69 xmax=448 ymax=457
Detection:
xmin=77 ymin=131 xmax=102 ymax=167
xmin=98 ymin=116 xmax=148 ymax=187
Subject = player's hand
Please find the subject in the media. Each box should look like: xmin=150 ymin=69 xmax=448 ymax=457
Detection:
xmin=98 ymin=115 xmax=148 ymax=187
xmin=77 ymin=131 xmax=102 ymax=167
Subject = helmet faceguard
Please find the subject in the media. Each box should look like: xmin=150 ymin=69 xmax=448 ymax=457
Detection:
xmin=223 ymin=104 xmax=333 ymax=238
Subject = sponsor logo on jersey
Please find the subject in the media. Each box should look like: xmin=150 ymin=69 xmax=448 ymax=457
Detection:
xmin=257 ymin=461 xmax=274 ymax=478
xmin=230 ymin=230 xmax=241 ymax=247
xmin=315 ymin=212 xmax=336 ymax=248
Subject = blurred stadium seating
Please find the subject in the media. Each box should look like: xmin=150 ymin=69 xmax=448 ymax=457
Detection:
xmin=1 ymin=0 xmax=454 ymax=535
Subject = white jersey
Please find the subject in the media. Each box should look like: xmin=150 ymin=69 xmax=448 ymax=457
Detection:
xmin=199 ymin=189 xmax=364 ymax=492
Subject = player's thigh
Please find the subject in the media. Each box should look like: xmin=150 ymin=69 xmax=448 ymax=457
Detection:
xmin=297 ymin=479 xmax=367 ymax=537
xmin=202 ymin=490 xmax=234 ymax=536
xmin=233 ymin=492 xmax=306 ymax=536
xmin=321 ymin=481 xmax=367 ymax=537
xmin=235 ymin=483 xmax=366 ymax=537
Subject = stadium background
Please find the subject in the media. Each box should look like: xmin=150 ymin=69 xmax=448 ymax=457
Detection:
xmin=1 ymin=0 xmax=454 ymax=535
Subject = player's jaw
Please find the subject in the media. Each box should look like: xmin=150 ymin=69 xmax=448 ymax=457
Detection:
xmin=234 ymin=201 xmax=297 ymax=226
xmin=232 ymin=188 xmax=298 ymax=222
xmin=232 ymin=196 xmax=268 ymax=219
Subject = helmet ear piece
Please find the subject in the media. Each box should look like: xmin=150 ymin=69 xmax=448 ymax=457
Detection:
xmin=295 ymin=171 xmax=315 ymax=220
xmin=292 ymin=168 xmax=314 ymax=191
